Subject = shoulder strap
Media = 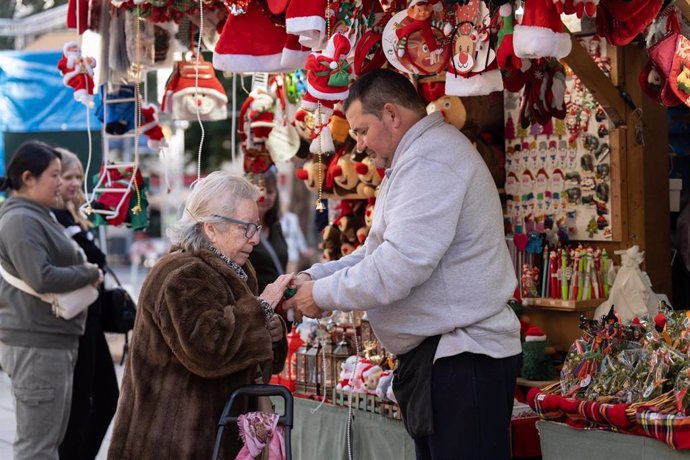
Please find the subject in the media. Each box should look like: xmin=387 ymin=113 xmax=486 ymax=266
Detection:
xmin=260 ymin=235 xmax=285 ymax=276
xmin=0 ymin=265 xmax=53 ymax=304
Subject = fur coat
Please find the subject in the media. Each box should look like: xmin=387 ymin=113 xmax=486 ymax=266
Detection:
xmin=107 ymin=248 xmax=287 ymax=460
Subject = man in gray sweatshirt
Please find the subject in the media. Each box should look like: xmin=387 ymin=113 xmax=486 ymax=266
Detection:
xmin=285 ymin=69 xmax=521 ymax=459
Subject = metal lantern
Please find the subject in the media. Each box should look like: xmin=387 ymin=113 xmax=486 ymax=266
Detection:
xmin=330 ymin=336 xmax=351 ymax=393
xmin=295 ymin=342 xmax=310 ymax=394
xmin=305 ymin=340 xmax=321 ymax=395
xmin=320 ymin=336 xmax=335 ymax=393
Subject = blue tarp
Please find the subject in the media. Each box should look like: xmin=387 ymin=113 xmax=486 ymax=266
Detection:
xmin=0 ymin=50 xmax=101 ymax=175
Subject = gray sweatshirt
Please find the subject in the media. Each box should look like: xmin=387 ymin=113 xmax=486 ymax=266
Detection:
xmin=0 ymin=196 xmax=99 ymax=348
xmin=308 ymin=113 xmax=521 ymax=360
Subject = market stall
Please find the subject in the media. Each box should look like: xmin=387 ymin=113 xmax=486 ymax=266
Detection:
xmin=53 ymin=0 xmax=690 ymax=457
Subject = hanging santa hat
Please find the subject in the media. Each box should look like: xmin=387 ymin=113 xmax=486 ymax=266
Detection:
xmin=285 ymin=0 xmax=328 ymax=50
xmin=139 ymin=103 xmax=167 ymax=150
xmin=213 ymin=2 xmax=291 ymax=73
xmin=513 ymin=0 xmax=572 ymax=59
xmin=281 ymin=33 xmax=310 ymax=70
xmin=524 ymin=325 xmax=547 ymax=342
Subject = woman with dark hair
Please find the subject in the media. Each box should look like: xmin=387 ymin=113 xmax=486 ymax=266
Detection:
xmin=0 ymin=140 xmax=102 ymax=460
xmin=53 ymin=148 xmax=119 ymax=460
xmin=248 ymin=169 xmax=289 ymax=293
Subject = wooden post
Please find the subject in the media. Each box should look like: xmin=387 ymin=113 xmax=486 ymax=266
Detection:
xmin=621 ymin=46 xmax=672 ymax=296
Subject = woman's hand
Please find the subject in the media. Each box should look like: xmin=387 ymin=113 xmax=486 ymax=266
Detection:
xmin=260 ymin=273 xmax=295 ymax=308
xmin=90 ymin=265 xmax=104 ymax=288
xmin=267 ymin=315 xmax=284 ymax=342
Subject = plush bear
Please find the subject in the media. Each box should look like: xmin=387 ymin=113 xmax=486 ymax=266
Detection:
xmin=362 ymin=365 xmax=384 ymax=395
xmin=336 ymin=355 xmax=359 ymax=391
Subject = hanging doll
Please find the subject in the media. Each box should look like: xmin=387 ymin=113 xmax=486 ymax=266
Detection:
xmin=58 ymin=41 xmax=96 ymax=108
xmin=139 ymin=103 xmax=167 ymax=150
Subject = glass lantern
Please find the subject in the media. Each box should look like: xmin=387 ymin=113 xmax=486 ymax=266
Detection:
xmin=295 ymin=342 xmax=310 ymax=394
xmin=331 ymin=335 xmax=351 ymax=395
xmin=305 ymin=340 xmax=321 ymax=395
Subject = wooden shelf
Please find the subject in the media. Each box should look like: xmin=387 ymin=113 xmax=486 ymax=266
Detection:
xmin=516 ymin=377 xmax=559 ymax=389
xmin=523 ymin=298 xmax=603 ymax=312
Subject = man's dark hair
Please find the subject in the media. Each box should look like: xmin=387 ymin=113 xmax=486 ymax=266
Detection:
xmin=343 ymin=69 xmax=426 ymax=118
xmin=0 ymin=141 xmax=62 ymax=191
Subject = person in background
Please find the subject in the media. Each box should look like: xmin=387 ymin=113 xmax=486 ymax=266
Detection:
xmin=285 ymin=69 xmax=521 ymax=460
xmin=0 ymin=141 xmax=102 ymax=460
xmin=280 ymin=207 xmax=315 ymax=274
xmin=53 ymin=148 xmax=119 ymax=460
xmin=108 ymin=172 xmax=291 ymax=459
xmin=248 ymin=168 xmax=288 ymax=292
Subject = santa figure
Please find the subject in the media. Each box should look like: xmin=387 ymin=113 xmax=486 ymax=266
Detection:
xmin=57 ymin=41 xmax=96 ymax=108
xmin=302 ymin=32 xmax=352 ymax=112
xmin=139 ymin=103 xmax=167 ymax=150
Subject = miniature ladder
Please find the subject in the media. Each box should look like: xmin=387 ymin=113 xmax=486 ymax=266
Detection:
xmin=83 ymin=80 xmax=148 ymax=220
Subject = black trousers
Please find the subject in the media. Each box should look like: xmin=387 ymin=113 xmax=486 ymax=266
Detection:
xmin=59 ymin=305 xmax=120 ymax=460
xmin=414 ymin=352 xmax=520 ymax=460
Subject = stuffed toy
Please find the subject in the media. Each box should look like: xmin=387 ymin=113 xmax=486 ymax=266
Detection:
xmin=238 ymin=88 xmax=276 ymax=152
xmin=352 ymin=359 xmax=374 ymax=393
xmin=325 ymin=147 xmax=360 ymax=197
xmin=520 ymin=325 xmax=556 ymax=381
xmin=362 ymin=365 xmax=384 ymax=395
xmin=302 ymin=32 xmax=352 ymax=112
xmin=328 ymin=104 xmax=351 ymax=146
xmin=161 ymin=55 xmax=228 ymax=121
xmin=375 ymin=371 xmax=395 ymax=401
xmin=139 ymin=103 xmax=167 ymax=150
xmin=321 ymin=224 xmax=342 ymax=261
xmin=95 ymin=85 xmax=136 ymax=135
xmin=295 ymin=158 xmax=329 ymax=193
xmin=57 ymin=41 xmax=96 ymax=108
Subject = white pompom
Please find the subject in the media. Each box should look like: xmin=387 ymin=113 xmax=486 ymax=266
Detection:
xmin=499 ymin=3 xmax=512 ymax=16
xmin=329 ymin=61 xmax=338 ymax=70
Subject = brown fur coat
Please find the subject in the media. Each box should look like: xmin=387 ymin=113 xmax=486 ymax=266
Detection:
xmin=107 ymin=248 xmax=287 ymax=460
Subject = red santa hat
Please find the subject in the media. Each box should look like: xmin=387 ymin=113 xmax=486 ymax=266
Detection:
xmin=213 ymin=2 xmax=290 ymax=73
xmin=524 ymin=325 xmax=546 ymax=342
xmin=285 ymin=0 xmax=328 ymax=50
xmin=513 ymin=0 xmax=571 ymax=59
xmin=548 ymin=140 xmax=557 ymax=150
xmin=362 ymin=364 xmax=382 ymax=379
xmin=305 ymin=33 xmax=352 ymax=102
xmin=281 ymin=33 xmax=310 ymax=70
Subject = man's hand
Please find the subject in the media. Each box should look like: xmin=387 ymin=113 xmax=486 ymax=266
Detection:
xmin=283 ymin=280 xmax=324 ymax=319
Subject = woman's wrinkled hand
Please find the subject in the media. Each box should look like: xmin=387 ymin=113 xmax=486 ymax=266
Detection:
xmin=260 ymin=273 xmax=295 ymax=308
xmin=268 ymin=315 xmax=284 ymax=342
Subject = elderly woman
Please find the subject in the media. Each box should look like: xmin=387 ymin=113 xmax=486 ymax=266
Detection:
xmin=108 ymin=172 xmax=293 ymax=460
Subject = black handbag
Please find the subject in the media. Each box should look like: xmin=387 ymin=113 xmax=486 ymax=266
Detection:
xmin=102 ymin=267 xmax=137 ymax=334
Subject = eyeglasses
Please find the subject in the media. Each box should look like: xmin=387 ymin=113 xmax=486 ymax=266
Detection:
xmin=212 ymin=214 xmax=262 ymax=239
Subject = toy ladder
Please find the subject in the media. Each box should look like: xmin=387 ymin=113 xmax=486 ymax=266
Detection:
xmin=83 ymin=78 xmax=148 ymax=220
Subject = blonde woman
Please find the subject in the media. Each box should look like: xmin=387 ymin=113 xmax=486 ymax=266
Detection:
xmin=53 ymin=148 xmax=118 ymax=460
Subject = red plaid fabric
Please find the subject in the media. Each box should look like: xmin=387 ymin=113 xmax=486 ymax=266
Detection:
xmin=636 ymin=410 xmax=690 ymax=450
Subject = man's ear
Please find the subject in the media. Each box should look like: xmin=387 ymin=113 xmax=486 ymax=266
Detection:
xmin=382 ymin=102 xmax=400 ymax=127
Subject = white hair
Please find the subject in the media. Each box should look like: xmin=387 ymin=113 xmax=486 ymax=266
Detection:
xmin=167 ymin=171 xmax=259 ymax=252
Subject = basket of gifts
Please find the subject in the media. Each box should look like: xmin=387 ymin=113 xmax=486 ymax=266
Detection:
xmin=527 ymin=305 xmax=690 ymax=450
